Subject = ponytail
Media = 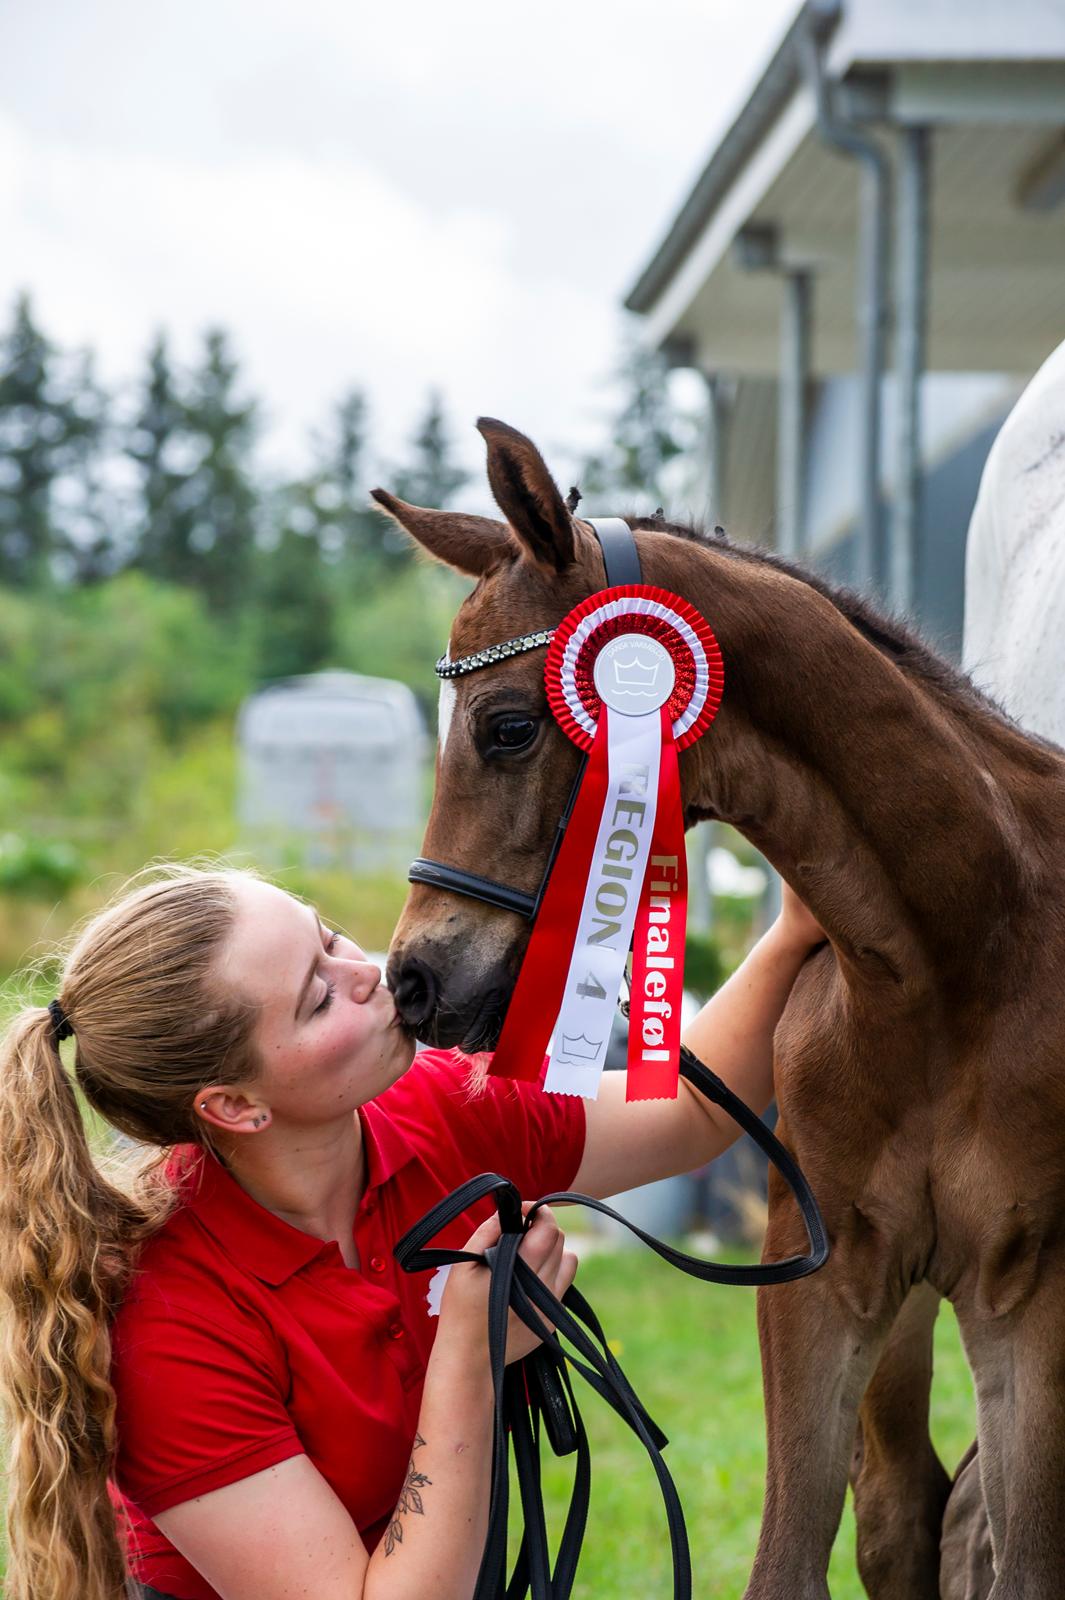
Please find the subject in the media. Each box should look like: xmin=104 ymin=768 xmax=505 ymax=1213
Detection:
xmin=0 ymin=864 xmax=259 ymax=1598
xmin=0 ymin=1009 xmax=166 ymax=1597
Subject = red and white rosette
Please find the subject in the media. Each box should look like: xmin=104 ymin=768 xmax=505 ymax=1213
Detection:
xmin=490 ymin=585 xmax=724 ymax=1101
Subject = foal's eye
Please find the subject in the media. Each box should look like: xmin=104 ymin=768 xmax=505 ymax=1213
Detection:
xmin=489 ymin=714 xmax=539 ymax=754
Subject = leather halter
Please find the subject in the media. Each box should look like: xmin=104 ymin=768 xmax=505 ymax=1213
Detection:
xmin=407 ymin=518 xmax=641 ymax=919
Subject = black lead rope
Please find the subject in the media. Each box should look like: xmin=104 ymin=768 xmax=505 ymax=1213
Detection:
xmin=393 ymin=1044 xmax=830 ymax=1600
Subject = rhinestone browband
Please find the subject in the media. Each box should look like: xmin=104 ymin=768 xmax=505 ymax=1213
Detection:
xmin=435 ymin=628 xmax=555 ymax=679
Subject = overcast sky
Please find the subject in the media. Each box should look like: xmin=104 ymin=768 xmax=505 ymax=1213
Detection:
xmin=1 ymin=0 xmax=796 ymax=495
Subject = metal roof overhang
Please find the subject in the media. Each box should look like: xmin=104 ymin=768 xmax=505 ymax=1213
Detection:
xmin=626 ymin=3 xmax=1065 ymax=378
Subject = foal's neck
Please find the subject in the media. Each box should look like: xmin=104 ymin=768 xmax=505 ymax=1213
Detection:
xmin=657 ymin=537 xmax=1040 ymax=992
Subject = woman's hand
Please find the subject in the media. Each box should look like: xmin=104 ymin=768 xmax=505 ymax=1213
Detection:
xmin=441 ymin=1204 xmax=578 ymax=1365
xmin=776 ymin=880 xmax=827 ymax=955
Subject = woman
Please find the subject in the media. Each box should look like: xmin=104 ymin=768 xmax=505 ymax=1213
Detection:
xmin=0 ymin=863 xmax=823 ymax=1600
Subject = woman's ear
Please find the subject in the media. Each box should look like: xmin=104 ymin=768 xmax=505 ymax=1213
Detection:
xmin=196 ymin=1088 xmax=271 ymax=1135
xmin=476 ymin=417 xmax=577 ymax=572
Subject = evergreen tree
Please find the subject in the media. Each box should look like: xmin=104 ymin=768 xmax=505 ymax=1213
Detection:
xmin=581 ymin=333 xmax=694 ymax=513
xmin=393 ymin=390 xmax=469 ymax=512
xmin=61 ymin=350 xmax=119 ymax=584
xmin=176 ymin=329 xmax=259 ymax=611
xmin=128 ymin=332 xmax=190 ymax=584
xmin=0 ymin=294 xmax=109 ymax=586
xmin=307 ymin=388 xmax=401 ymax=572
xmin=252 ymin=477 xmax=337 ymax=682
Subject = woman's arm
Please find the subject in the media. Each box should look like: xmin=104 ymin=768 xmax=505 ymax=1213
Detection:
xmin=154 ymin=1209 xmax=575 ymax=1600
xmin=363 ymin=1205 xmax=573 ymax=1600
xmin=571 ymin=884 xmax=826 ymax=1199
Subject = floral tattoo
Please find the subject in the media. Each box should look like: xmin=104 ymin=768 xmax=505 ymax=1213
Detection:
xmin=385 ymin=1432 xmax=432 ymax=1555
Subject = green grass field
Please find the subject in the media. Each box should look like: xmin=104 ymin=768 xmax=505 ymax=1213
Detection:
xmin=533 ymin=1245 xmax=975 ymax=1599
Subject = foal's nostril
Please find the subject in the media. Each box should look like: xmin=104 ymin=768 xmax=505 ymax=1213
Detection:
xmin=389 ymin=956 xmax=439 ymax=1030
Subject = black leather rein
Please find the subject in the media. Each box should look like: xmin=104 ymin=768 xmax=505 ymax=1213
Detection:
xmin=394 ymin=1044 xmax=829 ymax=1600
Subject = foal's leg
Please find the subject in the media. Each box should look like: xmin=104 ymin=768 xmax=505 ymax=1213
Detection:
xmin=849 ymin=1281 xmax=951 ymax=1600
xmin=939 ymin=1443 xmax=994 ymax=1600
xmin=742 ymin=1200 xmax=898 ymax=1600
xmin=956 ymin=1271 xmax=1065 ymax=1600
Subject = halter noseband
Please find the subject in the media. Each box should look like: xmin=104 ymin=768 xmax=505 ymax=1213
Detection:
xmin=408 ymin=518 xmax=642 ymax=919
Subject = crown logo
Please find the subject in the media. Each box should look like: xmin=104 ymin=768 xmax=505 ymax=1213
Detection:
xmin=556 ymin=1032 xmax=604 ymax=1063
xmin=611 ymin=653 xmax=660 ymax=695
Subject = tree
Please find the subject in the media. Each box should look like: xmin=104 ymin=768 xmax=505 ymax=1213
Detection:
xmin=173 ymin=328 xmax=259 ymax=611
xmin=252 ymin=482 xmax=337 ymax=682
xmin=128 ymin=332 xmax=190 ymax=584
xmin=0 ymin=294 xmax=110 ymax=586
xmin=580 ymin=331 xmax=696 ymax=514
xmin=306 ymin=388 xmax=403 ymax=574
xmin=392 ymin=390 xmax=470 ymax=512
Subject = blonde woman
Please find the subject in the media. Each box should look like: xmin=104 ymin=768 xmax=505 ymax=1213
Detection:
xmin=0 ymin=864 xmax=822 ymax=1600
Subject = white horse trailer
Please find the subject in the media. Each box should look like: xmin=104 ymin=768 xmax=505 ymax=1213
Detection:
xmin=237 ymin=671 xmax=428 ymax=871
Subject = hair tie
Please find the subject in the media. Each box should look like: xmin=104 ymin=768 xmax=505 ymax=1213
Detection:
xmin=48 ymin=999 xmax=74 ymax=1045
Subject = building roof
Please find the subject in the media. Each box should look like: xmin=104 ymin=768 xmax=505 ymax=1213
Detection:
xmin=626 ymin=0 xmax=1065 ymax=376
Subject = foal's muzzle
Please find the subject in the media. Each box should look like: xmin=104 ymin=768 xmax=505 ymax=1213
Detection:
xmin=387 ymin=949 xmax=515 ymax=1051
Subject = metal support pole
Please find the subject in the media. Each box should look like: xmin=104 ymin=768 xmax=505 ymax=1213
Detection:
xmin=777 ymin=270 xmax=812 ymax=558
xmin=801 ymin=24 xmax=891 ymax=596
xmin=702 ymin=370 xmax=728 ymax=526
xmin=687 ymin=367 xmax=730 ymax=936
xmin=891 ymin=125 xmax=931 ymax=615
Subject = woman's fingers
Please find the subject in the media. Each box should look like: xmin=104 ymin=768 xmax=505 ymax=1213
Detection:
xmin=463 ymin=1211 xmax=503 ymax=1252
xmin=556 ymin=1249 xmax=578 ymax=1299
xmin=518 ymin=1205 xmax=561 ymax=1269
xmin=463 ymin=1202 xmax=575 ymax=1308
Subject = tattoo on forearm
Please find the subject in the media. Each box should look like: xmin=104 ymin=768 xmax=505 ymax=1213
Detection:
xmin=385 ymin=1432 xmax=432 ymax=1555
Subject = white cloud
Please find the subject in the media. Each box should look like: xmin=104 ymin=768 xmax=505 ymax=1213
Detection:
xmin=0 ymin=0 xmax=797 ymax=495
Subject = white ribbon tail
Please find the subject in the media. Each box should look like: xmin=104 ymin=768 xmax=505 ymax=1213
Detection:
xmin=544 ymin=707 xmax=662 ymax=1099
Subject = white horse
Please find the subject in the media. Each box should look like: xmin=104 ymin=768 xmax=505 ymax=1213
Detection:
xmin=963 ymin=338 xmax=1065 ymax=745
xmin=940 ymin=336 xmax=1065 ymax=1598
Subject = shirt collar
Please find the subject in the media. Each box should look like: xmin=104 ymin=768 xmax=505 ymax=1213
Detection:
xmin=176 ymin=1104 xmax=417 ymax=1287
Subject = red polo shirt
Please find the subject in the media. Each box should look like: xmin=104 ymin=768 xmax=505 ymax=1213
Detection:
xmin=109 ymin=1049 xmax=585 ymax=1600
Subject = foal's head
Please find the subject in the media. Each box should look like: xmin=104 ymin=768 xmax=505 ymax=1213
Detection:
xmin=378 ymin=417 xmax=1051 ymax=1049
xmin=377 ymin=419 xmax=645 ymax=1048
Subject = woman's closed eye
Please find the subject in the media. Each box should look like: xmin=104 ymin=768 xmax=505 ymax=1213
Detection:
xmin=313 ymin=932 xmax=341 ymax=1014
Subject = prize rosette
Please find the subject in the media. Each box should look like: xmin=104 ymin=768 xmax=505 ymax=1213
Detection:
xmin=491 ymin=586 xmax=724 ymax=1102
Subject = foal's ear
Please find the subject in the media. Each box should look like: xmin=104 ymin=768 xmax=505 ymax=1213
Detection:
xmin=368 ymin=490 xmax=511 ymax=577
xmin=477 ymin=418 xmax=576 ymax=572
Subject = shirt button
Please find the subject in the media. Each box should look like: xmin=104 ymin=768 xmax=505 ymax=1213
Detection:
xmin=363 ymin=1198 xmax=377 ymax=1216
xmin=388 ymin=1323 xmax=405 ymax=1340
xmin=370 ymin=1255 xmax=385 ymax=1273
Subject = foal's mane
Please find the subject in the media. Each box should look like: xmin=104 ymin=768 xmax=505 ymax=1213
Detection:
xmin=637 ymin=514 xmax=1057 ymax=765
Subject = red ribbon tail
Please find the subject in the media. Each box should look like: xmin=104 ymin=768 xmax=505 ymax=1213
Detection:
xmin=626 ymin=711 xmax=687 ymax=1101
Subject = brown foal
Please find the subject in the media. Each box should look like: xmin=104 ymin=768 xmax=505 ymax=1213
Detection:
xmin=379 ymin=419 xmax=1062 ymax=1600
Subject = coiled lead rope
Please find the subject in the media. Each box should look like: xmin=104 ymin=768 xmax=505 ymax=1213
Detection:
xmin=393 ymin=1044 xmax=830 ymax=1599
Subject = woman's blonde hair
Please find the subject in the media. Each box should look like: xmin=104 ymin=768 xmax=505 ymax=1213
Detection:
xmin=0 ymin=863 xmax=263 ymax=1600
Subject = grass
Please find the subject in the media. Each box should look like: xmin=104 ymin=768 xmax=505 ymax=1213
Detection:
xmin=529 ymin=1245 xmax=975 ymax=1599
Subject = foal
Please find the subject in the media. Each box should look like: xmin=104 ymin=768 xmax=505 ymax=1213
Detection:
xmin=380 ymin=420 xmax=1065 ymax=1600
